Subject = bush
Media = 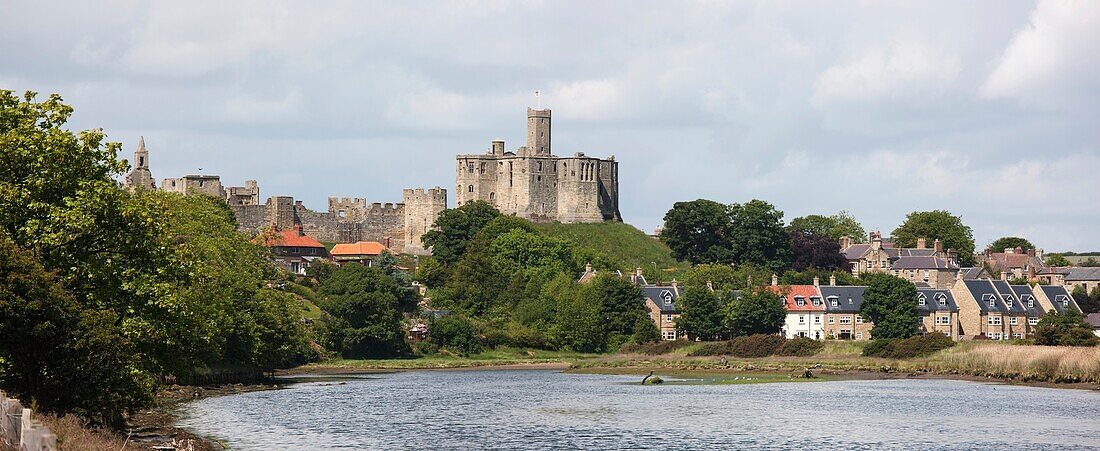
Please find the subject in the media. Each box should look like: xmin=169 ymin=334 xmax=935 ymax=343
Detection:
xmin=429 ymin=315 xmax=483 ymax=355
xmin=619 ymin=340 xmax=694 ymax=355
xmin=863 ymin=332 xmax=955 ymax=359
xmin=689 ymin=334 xmax=786 ymax=357
xmin=777 ymin=337 xmax=824 ymax=356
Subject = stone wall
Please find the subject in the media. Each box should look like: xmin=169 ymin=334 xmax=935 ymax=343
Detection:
xmin=403 ymin=187 xmax=448 ymax=255
xmin=1 ymin=390 xmax=57 ymax=451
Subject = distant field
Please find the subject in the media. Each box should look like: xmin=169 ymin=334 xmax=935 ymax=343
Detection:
xmin=533 ymin=221 xmax=690 ymax=280
xmin=1064 ymin=255 xmax=1100 ymax=264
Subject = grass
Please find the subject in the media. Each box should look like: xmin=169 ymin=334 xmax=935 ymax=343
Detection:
xmin=533 ymin=221 xmax=690 ymax=279
xmin=34 ymin=414 xmax=130 ymax=451
xmin=293 ymin=347 xmax=601 ymax=371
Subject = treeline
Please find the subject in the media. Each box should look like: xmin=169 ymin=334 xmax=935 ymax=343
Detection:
xmin=0 ymin=91 xmax=311 ymax=426
xmin=414 ymin=201 xmax=658 ymax=353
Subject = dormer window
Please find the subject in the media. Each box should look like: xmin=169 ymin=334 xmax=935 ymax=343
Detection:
xmin=828 ymin=296 xmax=838 ymax=307
xmin=1023 ymin=296 xmax=1034 ymax=308
xmin=811 ymin=297 xmax=822 ymax=306
xmin=795 ymin=296 xmax=805 ymax=306
xmin=917 ymin=293 xmax=926 ymax=306
xmin=1002 ymin=295 xmax=1013 ymax=310
xmin=983 ymin=294 xmax=996 ymax=308
xmin=1056 ymin=295 xmax=1070 ymax=307
xmin=935 ymin=293 xmax=947 ymax=307
xmin=848 ymin=298 xmax=853 ymax=305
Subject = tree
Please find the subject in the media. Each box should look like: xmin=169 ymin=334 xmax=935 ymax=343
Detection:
xmin=1045 ymin=254 xmax=1071 ymax=267
xmin=674 ymin=286 xmax=725 ymax=340
xmin=580 ymin=273 xmax=649 ymax=349
xmin=728 ymin=200 xmax=792 ymax=273
xmin=1072 ymin=285 xmax=1100 ymax=314
xmin=1032 ymin=311 xmax=1099 ymax=346
xmin=789 ymin=229 xmax=848 ymax=271
xmin=859 ymin=273 xmax=920 ymax=339
xmin=780 ymin=268 xmax=858 ymax=286
xmin=317 ymin=263 xmax=413 ymax=358
xmin=660 ymin=199 xmax=734 ymax=264
xmin=683 ymin=263 xmax=738 ymax=291
xmin=421 ymin=201 xmax=501 ymax=265
xmin=986 ymin=236 xmax=1035 ymax=254
xmin=443 ymin=242 xmax=507 ymax=315
xmin=891 ymin=210 xmax=977 ymax=266
xmin=489 ymin=229 xmax=577 ymax=277
xmin=789 ymin=211 xmax=866 ymax=243
xmin=553 ymin=282 xmax=605 ymax=352
xmin=0 ymin=236 xmax=153 ymax=427
xmin=724 ymin=289 xmax=786 ymax=336
xmin=413 ymin=255 xmax=447 ymax=288
xmin=429 ymin=314 xmax=483 ymax=355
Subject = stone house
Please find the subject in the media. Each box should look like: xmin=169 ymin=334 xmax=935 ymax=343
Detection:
xmin=841 ymin=233 xmax=957 ymax=279
xmin=330 ymin=241 xmax=389 ymax=267
xmin=1034 ymin=284 xmax=1083 ymax=314
xmin=772 ymin=282 xmax=825 ymax=340
xmin=1061 ymin=267 xmax=1100 ymax=294
xmin=1086 ymin=313 xmax=1100 ymax=338
xmin=889 ymin=256 xmax=959 ymax=289
xmin=264 ymin=225 xmax=329 ymax=275
xmin=952 ymin=278 xmax=1049 ymax=340
xmin=982 ymin=247 xmax=1048 ymax=281
xmin=643 ymin=283 xmax=682 ymax=341
xmin=916 ymin=288 xmax=960 ymax=338
xmin=818 ymin=285 xmax=873 ymax=340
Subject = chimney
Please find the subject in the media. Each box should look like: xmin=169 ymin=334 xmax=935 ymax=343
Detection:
xmin=917 ymin=238 xmax=927 ymax=249
xmin=813 ymin=276 xmax=820 ymax=286
xmin=839 ymin=235 xmax=851 ymax=249
xmin=1036 ymin=248 xmax=1045 ymax=260
xmin=1026 ymin=248 xmax=1035 ymax=258
xmin=293 ymin=224 xmax=304 ymax=236
xmin=1004 ymin=248 xmax=1014 ymax=254
xmin=706 ymin=280 xmax=713 ymax=291
xmin=871 ymin=231 xmax=883 ymax=251
xmin=491 ymin=139 xmax=505 ymax=155
xmin=584 ymin=262 xmax=592 ymax=274
xmin=947 ymin=248 xmax=957 ymax=264
xmin=829 ymin=274 xmax=837 ymax=286
xmin=1000 ymin=270 xmax=1008 ymax=281
xmin=933 ymin=239 xmax=943 ymax=254
xmin=671 ymin=279 xmax=679 ymax=290
xmin=771 ymin=274 xmax=778 ymax=286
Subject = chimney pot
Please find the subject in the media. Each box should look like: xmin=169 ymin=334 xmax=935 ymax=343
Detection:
xmin=771 ymin=274 xmax=778 ymax=286
xmin=933 ymin=239 xmax=943 ymax=254
xmin=917 ymin=238 xmax=927 ymax=249
xmin=813 ymin=276 xmax=820 ymax=286
xmin=829 ymin=274 xmax=837 ymax=286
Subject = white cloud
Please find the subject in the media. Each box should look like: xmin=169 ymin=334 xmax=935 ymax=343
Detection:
xmin=812 ymin=41 xmax=961 ymax=107
xmin=548 ymin=79 xmax=623 ymax=120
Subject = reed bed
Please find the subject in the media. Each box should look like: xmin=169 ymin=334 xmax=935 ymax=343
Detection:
xmin=922 ymin=343 xmax=1100 ymax=383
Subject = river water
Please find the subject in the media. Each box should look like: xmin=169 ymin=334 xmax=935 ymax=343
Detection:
xmin=178 ymin=370 xmax=1100 ymax=450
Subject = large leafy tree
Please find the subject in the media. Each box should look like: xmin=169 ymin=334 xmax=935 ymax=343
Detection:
xmin=859 ymin=273 xmax=920 ymax=339
xmin=1045 ymin=254 xmax=1071 ymax=267
xmin=660 ymin=199 xmax=734 ymax=264
xmin=728 ymin=199 xmax=792 ymax=273
xmin=1032 ymin=311 xmax=1099 ymax=346
xmin=789 ymin=211 xmax=866 ymax=243
xmin=789 ymin=229 xmax=848 ymax=271
xmin=674 ymin=286 xmax=725 ymax=341
xmin=317 ymin=263 xmax=414 ymax=358
xmin=443 ymin=243 xmax=507 ymax=315
xmin=891 ymin=210 xmax=977 ymax=266
xmin=985 ymin=236 xmax=1035 ymax=253
xmin=683 ymin=263 xmax=738 ymax=291
xmin=421 ymin=200 xmax=501 ymax=265
xmin=489 ymin=229 xmax=577 ymax=277
xmin=723 ymin=289 xmax=786 ymax=336
xmin=580 ymin=273 xmax=649 ymax=349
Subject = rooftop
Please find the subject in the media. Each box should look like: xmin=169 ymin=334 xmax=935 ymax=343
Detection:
xmin=331 ymin=241 xmax=388 ymax=256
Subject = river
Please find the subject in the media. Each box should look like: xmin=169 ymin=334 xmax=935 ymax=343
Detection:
xmin=178 ymin=370 xmax=1100 ymax=450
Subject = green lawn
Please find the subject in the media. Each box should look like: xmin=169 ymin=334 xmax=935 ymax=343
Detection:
xmin=293 ymin=347 xmax=600 ymax=372
xmin=534 ymin=221 xmax=689 ymax=280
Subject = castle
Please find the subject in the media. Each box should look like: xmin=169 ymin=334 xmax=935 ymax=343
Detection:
xmin=455 ymin=108 xmax=621 ymax=223
xmin=122 ymin=137 xmax=446 ymax=254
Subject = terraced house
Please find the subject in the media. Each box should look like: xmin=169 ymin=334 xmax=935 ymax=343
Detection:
xmin=951 ymin=278 xmax=1081 ymax=340
xmin=916 ymin=288 xmax=960 ymax=338
xmin=818 ymin=285 xmax=873 ymax=340
xmin=841 ymin=233 xmax=958 ymax=281
xmin=772 ymin=281 xmax=826 ymax=340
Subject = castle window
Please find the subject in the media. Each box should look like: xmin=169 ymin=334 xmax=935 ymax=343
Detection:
xmin=468 ymin=185 xmax=473 ymax=193
xmin=338 ymin=210 xmax=346 ymax=218
xmin=139 ymin=156 xmax=144 ymax=167
xmin=489 ymin=192 xmax=495 ymax=201
xmin=538 ymin=162 xmax=542 ymax=171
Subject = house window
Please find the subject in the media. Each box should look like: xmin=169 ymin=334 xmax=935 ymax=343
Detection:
xmin=988 ymin=316 xmax=1002 ymax=326
xmin=828 ymin=317 xmax=835 ymax=324
xmin=988 ymin=332 xmax=1002 ymax=340
xmin=795 ymin=296 xmax=805 ymax=306
xmin=923 ymin=270 xmax=930 ymax=282
xmin=662 ymin=330 xmax=677 ymax=340
xmin=829 ymin=296 xmax=838 ymax=307
xmin=1002 ymin=295 xmax=1014 ymax=310
xmin=839 ymin=317 xmax=852 ymax=325
xmin=811 ymin=297 xmax=822 ymax=306
xmin=1026 ymin=298 xmax=1034 ymax=308
xmin=936 ymin=316 xmax=950 ymax=325
xmin=918 ymin=294 xmax=926 ymax=306
xmin=1009 ymin=317 xmax=1018 ymax=325
xmin=855 ymin=332 xmax=863 ymax=340
xmin=984 ymin=294 xmax=996 ymax=308
xmin=855 ymin=316 xmax=863 ymax=324
xmin=799 ymin=315 xmax=806 ymax=324
xmin=814 ymin=316 xmax=821 ymax=324
xmin=1012 ymin=333 xmax=1023 ymax=339
xmin=1028 ymin=318 xmax=1039 ymax=326
xmin=936 ymin=293 xmax=947 ymax=306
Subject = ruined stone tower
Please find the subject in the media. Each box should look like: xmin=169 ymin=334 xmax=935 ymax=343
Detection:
xmin=123 ymin=136 xmax=157 ymax=192
xmin=455 ymin=108 xmax=621 ymax=223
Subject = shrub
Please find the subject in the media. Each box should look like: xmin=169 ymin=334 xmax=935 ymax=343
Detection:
xmin=861 ymin=339 xmax=896 ymax=357
xmin=689 ymin=334 xmax=786 ymax=357
xmin=778 ymin=337 xmax=824 ymax=356
xmin=429 ymin=314 xmax=483 ymax=355
xmin=863 ymin=332 xmax=955 ymax=359
xmin=619 ymin=340 xmax=694 ymax=355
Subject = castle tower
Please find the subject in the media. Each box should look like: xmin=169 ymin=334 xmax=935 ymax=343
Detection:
xmin=526 ymin=108 xmax=551 ymax=156
xmin=403 ymin=187 xmax=448 ymax=255
xmin=123 ymin=136 xmax=157 ymax=192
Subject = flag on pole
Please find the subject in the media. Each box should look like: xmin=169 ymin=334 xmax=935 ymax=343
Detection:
xmin=535 ymin=89 xmax=541 ymax=108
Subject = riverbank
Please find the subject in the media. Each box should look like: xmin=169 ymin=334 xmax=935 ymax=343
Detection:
xmin=282 ymin=346 xmax=596 ymax=374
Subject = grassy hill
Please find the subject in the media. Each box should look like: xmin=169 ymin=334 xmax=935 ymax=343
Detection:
xmin=534 ymin=221 xmax=690 ymax=281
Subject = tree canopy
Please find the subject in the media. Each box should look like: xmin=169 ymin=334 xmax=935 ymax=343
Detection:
xmin=788 ymin=229 xmax=848 ymax=271
xmin=1032 ymin=311 xmax=1099 ymax=346
xmin=421 ymin=201 xmax=501 ymax=265
xmin=789 ymin=211 xmax=866 ymax=243
xmin=859 ymin=273 xmax=920 ymax=339
xmin=1045 ymin=254 xmax=1071 ymax=267
xmin=674 ymin=286 xmax=725 ymax=341
xmin=724 ymin=289 xmax=787 ymax=337
xmin=317 ymin=263 xmax=415 ymax=358
xmin=986 ymin=236 xmax=1035 ymax=254
xmin=891 ymin=210 xmax=977 ymax=266
xmin=660 ymin=199 xmax=733 ymax=264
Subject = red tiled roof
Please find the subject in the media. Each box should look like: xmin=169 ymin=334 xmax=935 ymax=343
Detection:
xmin=331 ymin=241 xmax=388 ymax=256
xmin=769 ymin=285 xmax=825 ymax=311
xmin=266 ymin=226 xmax=325 ymax=248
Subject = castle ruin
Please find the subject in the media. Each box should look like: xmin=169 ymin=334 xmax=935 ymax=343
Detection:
xmin=123 ymin=139 xmax=446 ymax=254
xmin=455 ymin=108 xmax=621 ymax=223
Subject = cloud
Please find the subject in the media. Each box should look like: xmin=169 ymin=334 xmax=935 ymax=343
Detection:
xmin=812 ymin=41 xmax=961 ymax=108
xmin=548 ymin=79 xmax=623 ymax=120
xmin=981 ymin=0 xmax=1100 ymax=108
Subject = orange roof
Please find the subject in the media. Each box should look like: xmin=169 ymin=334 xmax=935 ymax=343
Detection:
xmin=769 ymin=284 xmax=825 ymax=311
xmin=331 ymin=241 xmax=388 ymax=256
xmin=267 ymin=226 xmax=325 ymax=248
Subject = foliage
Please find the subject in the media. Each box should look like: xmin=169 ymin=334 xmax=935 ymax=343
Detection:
xmin=891 ymin=210 xmax=977 ymax=266
xmin=777 ymin=337 xmax=824 ymax=356
xmin=442 ymin=242 xmax=507 ymax=316
xmin=724 ymin=289 xmax=786 ymax=337
xmin=1070 ymin=285 xmax=1100 ymax=314
xmin=788 ymin=211 xmax=866 ymax=243
xmin=553 ymin=280 xmax=606 ymax=353
xmin=582 ymin=273 xmax=651 ymax=350
xmin=1032 ymin=311 xmax=1099 ymax=347
xmin=682 ymin=263 xmax=737 ymax=291
xmin=660 ymin=199 xmax=734 ymax=264
xmin=688 ymin=335 xmax=786 ymax=357
xmin=429 ymin=314 xmax=483 ymax=355
xmin=305 ymin=259 xmax=339 ymax=283
xmin=421 ymin=201 xmax=501 ymax=265
xmin=862 ymin=333 xmax=955 ymax=358
xmin=0 ymin=237 xmax=153 ymax=427
xmin=986 ymin=236 xmax=1035 ymax=254
xmin=317 ymin=263 xmax=414 ymax=358
xmin=489 ymin=229 xmax=577 ymax=276
xmin=674 ymin=286 xmax=726 ymax=341
xmin=788 ymin=229 xmax=848 ymax=271
xmin=534 ymin=221 xmax=688 ymax=279
xmin=859 ymin=273 xmax=921 ymax=339
xmin=1044 ymin=254 xmax=1071 ymax=267
xmin=727 ymin=200 xmax=792 ymax=273
xmin=413 ymin=255 xmax=447 ymax=288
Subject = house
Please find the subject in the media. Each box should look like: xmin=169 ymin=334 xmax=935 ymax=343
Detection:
xmin=982 ymin=247 xmax=1048 ymax=281
xmin=1062 ymin=267 xmax=1100 ymax=294
xmin=818 ymin=285 xmax=872 ymax=340
xmin=952 ymin=278 xmax=1037 ymax=340
xmin=889 ymin=256 xmax=960 ymax=289
xmin=916 ymin=288 xmax=960 ymax=338
xmin=330 ymin=241 xmax=389 ymax=267
xmin=771 ymin=280 xmax=825 ymax=340
xmin=841 ymin=233 xmax=957 ymax=278
xmin=1034 ymin=284 xmax=1083 ymax=314
xmin=1086 ymin=313 xmax=1100 ymax=338
xmin=264 ymin=225 xmax=329 ymax=274
xmin=642 ymin=283 xmax=682 ymax=341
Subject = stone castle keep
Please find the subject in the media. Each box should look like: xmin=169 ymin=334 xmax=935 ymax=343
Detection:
xmin=456 ymin=108 xmax=621 ymax=223
xmin=124 ymin=137 xmax=446 ymax=254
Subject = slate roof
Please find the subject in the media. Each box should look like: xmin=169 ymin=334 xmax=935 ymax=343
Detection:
xmin=843 ymin=242 xmax=939 ymax=260
xmin=1038 ymin=285 xmax=1080 ymax=314
xmin=991 ymin=280 xmax=1027 ymax=315
xmin=916 ymin=288 xmax=959 ymax=313
xmin=644 ymin=285 xmax=679 ymax=313
xmin=959 ymin=267 xmax=989 ymax=279
xmin=1009 ymin=285 xmax=1045 ymax=317
xmin=890 ymin=256 xmax=959 ymax=270
xmin=1065 ymin=267 xmax=1100 ymax=281
xmin=818 ymin=286 xmax=866 ymax=313
xmin=985 ymin=253 xmax=1046 ymax=273
xmin=1086 ymin=313 xmax=1100 ymax=329
xmin=961 ymin=279 xmax=1011 ymax=313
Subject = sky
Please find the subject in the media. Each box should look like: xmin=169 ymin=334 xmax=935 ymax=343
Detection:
xmin=2 ymin=0 xmax=1098 ymax=251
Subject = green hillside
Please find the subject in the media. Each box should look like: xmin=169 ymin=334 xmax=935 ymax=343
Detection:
xmin=534 ymin=221 xmax=689 ymax=281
